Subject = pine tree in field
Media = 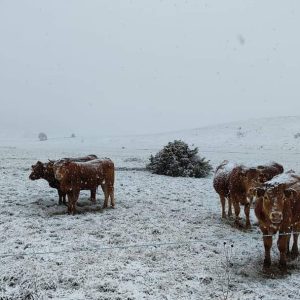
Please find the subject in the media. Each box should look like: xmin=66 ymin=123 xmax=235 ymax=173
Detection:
xmin=146 ymin=140 xmax=212 ymax=178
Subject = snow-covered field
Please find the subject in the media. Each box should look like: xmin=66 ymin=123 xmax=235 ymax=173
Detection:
xmin=1 ymin=116 xmax=300 ymax=299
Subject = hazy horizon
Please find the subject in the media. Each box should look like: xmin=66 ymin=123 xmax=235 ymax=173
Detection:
xmin=1 ymin=1 xmax=300 ymax=138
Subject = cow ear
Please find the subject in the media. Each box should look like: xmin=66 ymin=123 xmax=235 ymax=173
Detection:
xmin=284 ymin=188 xmax=297 ymax=199
xmin=255 ymin=188 xmax=265 ymax=198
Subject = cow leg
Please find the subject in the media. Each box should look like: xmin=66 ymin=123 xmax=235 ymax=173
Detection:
xmin=232 ymin=198 xmax=242 ymax=227
xmin=102 ymin=184 xmax=109 ymax=209
xmin=62 ymin=193 xmax=67 ymax=205
xmin=227 ymin=197 xmax=232 ymax=217
xmin=291 ymin=233 xmax=299 ymax=259
xmin=286 ymin=234 xmax=291 ymax=257
xmin=277 ymin=234 xmax=288 ymax=271
xmin=58 ymin=190 xmax=63 ymax=205
xmin=90 ymin=189 xmax=96 ymax=204
xmin=244 ymin=203 xmax=251 ymax=229
xmin=109 ymin=185 xmax=115 ymax=208
xmin=263 ymin=235 xmax=272 ymax=269
xmin=71 ymin=190 xmax=80 ymax=215
xmin=220 ymin=195 xmax=226 ymax=218
xmin=67 ymin=192 xmax=73 ymax=214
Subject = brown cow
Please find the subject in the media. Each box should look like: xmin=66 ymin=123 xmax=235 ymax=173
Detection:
xmin=29 ymin=155 xmax=97 ymax=205
xmin=254 ymin=171 xmax=300 ymax=270
xmin=284 ymin=182 xmax=300 ymax=259
xmin=228 ymin=162 xmax=284 ymax=228
xmin=213 ymin=160 xmax=236 ymax=218
xmin=54 ymin=159 xmax=115 ymax=214
xmin=228 ymin=165 xmax=261 ymax=228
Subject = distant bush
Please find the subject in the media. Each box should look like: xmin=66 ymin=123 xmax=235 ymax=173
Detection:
xmin=236 ymin=127 xmax=245 ymax=138
xmin=38 ymin=132 xmax=47 ymax=141
xmin=70 ymin=133 xmax=76 ymax=138
xmin=146 ymin=140 xmax=212 ymax=178
xmin=294 ymin=133 xmax=300 ymax=139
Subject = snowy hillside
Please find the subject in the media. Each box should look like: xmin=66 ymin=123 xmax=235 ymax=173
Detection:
xmin=1 ymin=116 xmax=300 ymax=299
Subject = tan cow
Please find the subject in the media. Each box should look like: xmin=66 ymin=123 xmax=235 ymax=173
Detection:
xmin=255 ymin=171 xmax=300 ymax=270
xmin=213 ymin=160 xmax=236 ymax=218
xmin=54 ymin=159 xmax=115 ymax=214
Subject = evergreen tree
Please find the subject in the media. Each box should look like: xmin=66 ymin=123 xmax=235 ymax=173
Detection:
xmin=146 ymin=140 xmax=212 ymax=178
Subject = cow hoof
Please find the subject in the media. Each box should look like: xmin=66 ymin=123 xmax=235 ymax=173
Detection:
xmin=279 ymin=265 xmax=288 ymax=274
xmin=263 ymin=259 xmax=271 ymax=269
xmin=245 ymin=223 xmax=251 ymax=229
xmin=222 ymin=214 xmax=227 ymax=219
xmin=291 ymin=251 xmax=299 ymax=260
xmin=279 ymin=260 xmax=287 ymax=271
xmin=111 ymin=205 xmax=115 ymax=209
xmin=234 ymin=221 xmax=243 ymax=229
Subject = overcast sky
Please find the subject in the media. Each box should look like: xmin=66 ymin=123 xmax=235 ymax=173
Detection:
xmin=0 ymin=0 xmax=299 ymax=137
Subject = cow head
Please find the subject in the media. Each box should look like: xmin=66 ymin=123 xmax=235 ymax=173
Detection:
xmin=241 ymin=167 xmax=261 ymax=188
xmin=54 ymin=161 xmax=71 ymax=181
xmin=255 ymin=186 xmax=287 ymax=224
xmin=29 ymin=161 xmax=45 ymax=180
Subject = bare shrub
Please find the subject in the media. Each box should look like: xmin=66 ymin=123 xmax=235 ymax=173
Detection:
xmin=38 ymin=132 xmax=47 ymax=141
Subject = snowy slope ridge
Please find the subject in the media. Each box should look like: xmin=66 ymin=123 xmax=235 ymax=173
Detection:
xmin=119 ymin=115 xmax=300 ymax=152
xmin=2 ymin=116 xmax=300 ymax=152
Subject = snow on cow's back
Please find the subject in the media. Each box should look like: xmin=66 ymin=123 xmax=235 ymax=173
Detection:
xmin=265 ymin=170 xmax=299 ymax=187
xmin=213 ymin=160 xmax=238 ymax=194
xmin=215 ymin=160 xmax=237 ymax=176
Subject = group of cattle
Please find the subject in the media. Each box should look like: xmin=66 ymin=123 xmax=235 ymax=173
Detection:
xmin=213 ymin=160 xmax=300 ymax=271
xmin=29 ymin=155 xmax=115 ymax=214
xmin=29 ymin=154 xmax=300 ymax=271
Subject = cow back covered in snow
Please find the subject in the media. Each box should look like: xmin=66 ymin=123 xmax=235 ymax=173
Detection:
xmin=255 ymin=171 xmax=300 ymax=270
xmin=54 ymin=158 xmax=115 ymax=214
xmin=29 ymin=155 xmax=98 ymax=204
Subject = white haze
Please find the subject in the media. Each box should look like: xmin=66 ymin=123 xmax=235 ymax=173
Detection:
xmin=0 ymin=0 xmax=300 ymax=138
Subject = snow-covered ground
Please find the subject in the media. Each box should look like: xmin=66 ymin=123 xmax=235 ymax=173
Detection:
xmin=1 ymin=116 xmax=300 ymax=299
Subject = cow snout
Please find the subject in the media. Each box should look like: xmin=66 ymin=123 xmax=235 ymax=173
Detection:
xmin=29 ymin=174 xmax=36 ymax=180
xmin=269 ymin=212 xmax=283 ymax=224
xmin=55 ymin=171 xmax=63 ymax=181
